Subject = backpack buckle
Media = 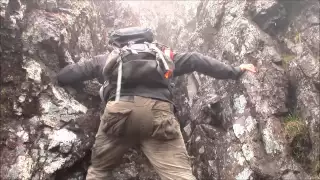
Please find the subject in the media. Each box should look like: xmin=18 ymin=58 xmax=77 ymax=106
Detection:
xmin=164 ymin=70 xmax=173 ymax=79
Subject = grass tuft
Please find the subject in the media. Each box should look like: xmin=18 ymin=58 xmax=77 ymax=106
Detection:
xmin=284 ymin=113 xmax=307 ymax=140
xmin=283 ymin=113 xmax=311 ymax=165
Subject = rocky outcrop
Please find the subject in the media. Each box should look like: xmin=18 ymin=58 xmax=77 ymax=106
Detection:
xmin=171 ymin=0 xmax=319 ymax=179
xmin=1 ymin=1 xmax=100 ymax=179
xmin=0 ymin=0 xmax=319 ymax=179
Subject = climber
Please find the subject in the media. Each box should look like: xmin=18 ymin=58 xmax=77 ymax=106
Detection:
xmin=56 ymin=27 xmax=256 ymax=180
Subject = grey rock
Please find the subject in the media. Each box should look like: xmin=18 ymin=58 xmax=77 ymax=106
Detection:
xmin=48 ymin=129 xmax=77 ymax=154
xmin=46 ymin=0 xmax=57 ymax=12
xmin=17 ymin=130 xmax=29 ymax=143
xmin=282 ymin=171 xmax=298 ymax=180
xmin=22 ymin=58 xmax=42 ymax=83
xmin=235 ymin=168 xmax=254 ymax=180
xmin=183 ymin=123 xmax=192 ymax=137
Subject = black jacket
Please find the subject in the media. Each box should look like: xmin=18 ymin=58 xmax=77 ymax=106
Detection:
xmin=57 ymin=52 xmax=243 ymax=102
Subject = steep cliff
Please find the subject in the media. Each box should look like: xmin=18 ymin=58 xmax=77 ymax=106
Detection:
xmin=0 ymin=0 xmax=319 ymax=179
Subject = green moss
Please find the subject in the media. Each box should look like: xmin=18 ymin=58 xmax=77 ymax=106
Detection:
xmin=0 ymin=104 xmax=8 ymax=117
xmin=282 ymin=54 xmax=296 ymax=68
xmin=0 ymin=88 xmax=7 ymax=96
xmin=294 ymin=32 xmax=301 ymax=44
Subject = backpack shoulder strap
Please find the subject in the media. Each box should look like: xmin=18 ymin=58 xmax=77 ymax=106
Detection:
xmin=148 ymin=43 xmax=171 ymax=75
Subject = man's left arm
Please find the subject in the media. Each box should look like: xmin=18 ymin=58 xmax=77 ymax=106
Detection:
xmin=173 ymin=52 xmax=256 ymax=79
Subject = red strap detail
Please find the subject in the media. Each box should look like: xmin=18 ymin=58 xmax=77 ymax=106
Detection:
xmin=163 ymin=48 xmax=174 ymax=61
xmin=169 ymin=49 xmax=174 ymax=60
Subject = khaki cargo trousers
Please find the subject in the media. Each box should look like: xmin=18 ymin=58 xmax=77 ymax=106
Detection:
xmin=86 ymin=96 xmax=196 ymax=180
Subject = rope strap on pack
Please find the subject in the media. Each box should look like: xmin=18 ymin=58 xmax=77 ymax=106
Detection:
xmin=115 ymin=57 xmax=123 ymax=102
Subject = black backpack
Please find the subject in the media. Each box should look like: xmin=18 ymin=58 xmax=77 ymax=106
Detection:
xmin=99 ymin=27 xmax=175 ymax=102
xmin=108 ymin=27 xmax=154 ymax=48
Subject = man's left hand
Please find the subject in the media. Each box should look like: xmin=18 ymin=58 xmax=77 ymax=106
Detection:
xmin=239 ymin=64 xmax=257 ymax=73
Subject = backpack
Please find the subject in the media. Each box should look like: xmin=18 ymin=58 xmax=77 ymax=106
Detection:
xmin=99 ymin=27 xmax=175 ymax=102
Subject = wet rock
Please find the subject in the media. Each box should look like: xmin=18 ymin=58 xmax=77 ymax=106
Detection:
xmin=251 ymin=1 xmax=287 ymax=36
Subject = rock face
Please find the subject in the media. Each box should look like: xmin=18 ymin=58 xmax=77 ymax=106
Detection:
xmin=0 ymin=0 xmax=319 ymax=179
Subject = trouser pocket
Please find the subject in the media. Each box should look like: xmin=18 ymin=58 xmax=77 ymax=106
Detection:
xmin=151 ymin=101 xmax=180 ymax=140
xmin=102 ymin=103 xmax=132 ymax=137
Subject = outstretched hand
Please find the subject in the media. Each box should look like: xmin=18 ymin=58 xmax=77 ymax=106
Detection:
xmin=239 ymin=64 xmax=257 ymax=73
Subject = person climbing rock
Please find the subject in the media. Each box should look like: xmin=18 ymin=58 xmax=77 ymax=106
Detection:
xmin=56 ymin=27 xmax=256 ymax=180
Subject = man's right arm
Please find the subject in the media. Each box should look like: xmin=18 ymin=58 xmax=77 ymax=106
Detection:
xmin=57 ymin=55 xmax=107 ymax=85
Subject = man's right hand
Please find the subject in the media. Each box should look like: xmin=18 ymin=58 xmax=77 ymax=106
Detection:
xmin=239 ymin=64 xmax=257 ymax=73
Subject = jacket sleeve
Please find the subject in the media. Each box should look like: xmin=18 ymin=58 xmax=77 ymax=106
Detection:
xmin=56 ymin=55 xmax=107 ymax=85
xmin=173 ymin=52 xmax=243 ymax=80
